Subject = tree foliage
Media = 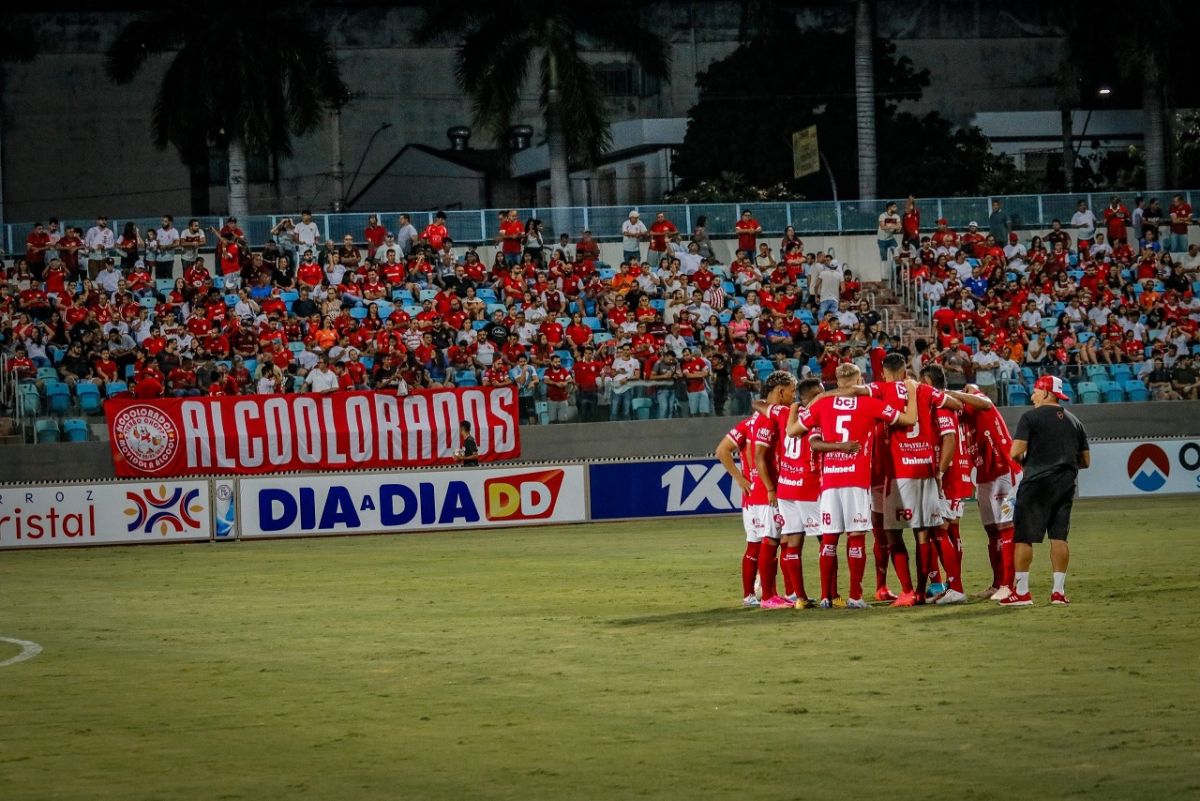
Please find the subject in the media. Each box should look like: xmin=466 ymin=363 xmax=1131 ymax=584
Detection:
xmin=415 ymin=0 xmax=669 ymax=166
xmin=105 ymin=1 xmax=348 ymax=167
xmin=673 ymin=25 xmax=1015 ymax=199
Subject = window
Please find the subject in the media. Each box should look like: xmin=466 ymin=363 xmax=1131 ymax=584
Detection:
xmin=597 ymin=170 xmax=617 ymax=206
xmin=628 ymin=162 xmax=646 ymax=206
xmin=208 ymin=147 xmax=273 ymax=185
xmin=593 ymin=62 xmax=661 ymax=98
xmin=1021 ymin=150 xmax=1052 ymax=176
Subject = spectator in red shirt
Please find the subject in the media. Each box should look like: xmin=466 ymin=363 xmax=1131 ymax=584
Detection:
xmin=1104 ymin=195 xmax=1131 ymax=244
xmin=572 ymin=345 xmax=603 ymax=422
xmin=734 ymin=210 xmax=762 ymax=258
xmin=648 ymin=212 xmax=678 ymax=257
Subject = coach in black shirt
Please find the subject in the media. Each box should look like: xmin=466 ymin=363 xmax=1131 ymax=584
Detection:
xmin=1003 ymin=375 xmax=1090 ymax=607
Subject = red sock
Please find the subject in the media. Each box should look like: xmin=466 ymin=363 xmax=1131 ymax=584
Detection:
xmin=949 ymin=520 xmax=962 ymax=558
xmin=872 ymin=526 xmax=890 ymax=590
xmin=819 ymin=535 xmax=839 ymax=600
xmin=890 ymin=539 xmax=914 ymax=593
xmin=916 ymin=538 xmax=936 ymax=595
xmin=741 ymin=542 xmax=759 ymax=597
xmin=984 ymin=524 xmax=1002 ymax=587
xmin=758 ymin=538 xmax=779 ymax=600
xmin=999 ymin=526 xmax=1015 ymax=588
xmin=934 ymin=529 xmax=964 ymax=593
xmin=781 ymin=544 xmax=805 ymax=600
xmin=847 ymin=534 xmax=867 ymax=601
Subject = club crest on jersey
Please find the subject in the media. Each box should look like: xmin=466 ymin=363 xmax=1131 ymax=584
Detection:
xmin=833 ymin=396 xmax=858 ymax=410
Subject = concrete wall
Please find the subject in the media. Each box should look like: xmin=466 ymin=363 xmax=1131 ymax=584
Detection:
xmin=5 ymin=401 xmax=1199 ymax=485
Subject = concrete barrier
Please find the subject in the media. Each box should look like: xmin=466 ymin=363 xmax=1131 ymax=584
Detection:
xmin=5 ymin=400 xmax=1199 ymax=483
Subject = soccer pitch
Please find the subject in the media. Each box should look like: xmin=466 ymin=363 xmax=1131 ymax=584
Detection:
xmin=2 ymin=496 xmax=1198 ymax=801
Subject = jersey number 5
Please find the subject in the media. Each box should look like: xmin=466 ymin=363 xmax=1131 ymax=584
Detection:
xmin=835 ymin=414 xmax=851 ymax=442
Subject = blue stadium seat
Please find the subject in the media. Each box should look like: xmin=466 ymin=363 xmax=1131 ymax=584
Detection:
xmin=472 ymin=320 xmax=488 ymax=330
xmin=1111 ymin=366 xmax=1133 ymax=384
xmin=1086 ymin=364 xmax=1108 ymax=381
xmin=1006 ymin=383 xmax=1030 ymax=406
xmin=593 ymin=332 xmax=614 ymax=345
xmin=486 ymin=303 xmax=508 ymax=317
xmin=455 ymin=370 xmax=478 ymax=387
xmin=1123 ymin=380 xmax=1149 ymax=402
xmin=631 ymin=398 xmax=653 ymax=420
xmin=1060 ymin=381 xmax=1076 ymax=403
xmin=104 ymin=381 xmax=128 ymax=398
xmin=18 ymin=384 xmax=41 ymax=416
xmin=1021 ymin=367 xmax=1036 ymax=385
xmin=35 ymin=418 xmax=60 ymax=443
xmin=419 ymin=289 xmax=438 ymax=302
xmin=46 ymin=383 xmax=71 ymax=414
xmin=37 ymin=366 xmax=58 ymax=382
xmin=1098 ymin=380 xmax=1125 ymax=403
xmin=76 ymin=383 xmax=102 ymax=414
xmin=583 ymin=316 xmax=602 ymax=331
xmin=62 ymin=418 xmax=89 ymax=443
xmin=349 ymin=307 xmax=368 ymax=319
xmin=156 ymin=279 xmax=175 ymax=294
xmin=1076 ymin=381 xmax=1101 ymax=404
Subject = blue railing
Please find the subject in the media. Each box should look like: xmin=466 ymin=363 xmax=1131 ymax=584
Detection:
xmin=4 ymin=189 xmax=1196 ymax=253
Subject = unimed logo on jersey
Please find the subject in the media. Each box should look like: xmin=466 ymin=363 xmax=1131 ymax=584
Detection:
xmin=1127 ymin=444 xmax=1170 ymax=492
xmin=484 ymin=470 xmax=565 ymax=521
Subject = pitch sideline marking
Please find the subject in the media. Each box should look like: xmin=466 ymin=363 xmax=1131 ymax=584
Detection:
xmin=0 ymin=636 xmax=42 ymax=667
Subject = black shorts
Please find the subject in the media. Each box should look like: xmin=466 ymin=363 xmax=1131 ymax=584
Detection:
xmin=1013 ymin=476 xmax=1075 ymax=544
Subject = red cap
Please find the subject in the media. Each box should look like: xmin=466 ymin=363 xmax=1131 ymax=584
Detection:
xmin=1033 ymin=374 xmax=1069 ymax=401
xmin=937 ymin=217 xmax=948 ymax=225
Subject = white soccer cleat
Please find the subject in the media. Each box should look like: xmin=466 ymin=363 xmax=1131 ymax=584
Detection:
xmin=990 ymin=586 xmax=1013 ymax=601
xmin=754 ymin=575 xmax=762 ymax=599
xmin=743 ymin=594 xmax=761 ymax=607
xmin=846 ymin=598 xmax=870 ymax=609
xmin=972 ymin=585 xmax=1000 ymax=600
xmin=935 ymin=589 xmax=968 ymax=605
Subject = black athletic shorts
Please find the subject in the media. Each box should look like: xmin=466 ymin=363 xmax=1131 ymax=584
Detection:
xmin=1013 ymin=475 xmax=1075 ymax=544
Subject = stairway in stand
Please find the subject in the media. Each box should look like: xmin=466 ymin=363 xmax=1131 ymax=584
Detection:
xmin=862 ymin=281 xmax=928 ymax=350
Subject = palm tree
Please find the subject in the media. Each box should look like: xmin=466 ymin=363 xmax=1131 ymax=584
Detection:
xmin=853 ymin=0 xmax=876 ymax=200
xmin=105 ymin=2 xmax=347 ymax=219
xmin=416 ymin=0 xmax=670 ymax=226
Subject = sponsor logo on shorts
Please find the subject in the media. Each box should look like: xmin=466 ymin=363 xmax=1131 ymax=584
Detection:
xmin=1127 ymin=443 xmax=1170 ymax=492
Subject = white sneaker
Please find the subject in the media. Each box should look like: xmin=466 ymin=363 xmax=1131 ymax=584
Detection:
xmin=743 ymin=594 xmax=761 ymax=607
xmin=935 ymin=589 xmax=969 ymax=605
xmin=846 ymin=598 xmax=870 ymax=609
xmin=784 ymin=593 xmax=800 ymax=605
xmin=990 ymin=586 xmax=1013 ymax=601
xmin=972 ymin=585 xmax=1000 ymax=600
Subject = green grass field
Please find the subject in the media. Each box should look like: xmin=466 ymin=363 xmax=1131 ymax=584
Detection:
xmin=2 ymin=496 xmax=1199 ymax=801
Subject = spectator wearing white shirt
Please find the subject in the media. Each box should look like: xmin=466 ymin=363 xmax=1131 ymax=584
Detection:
xmin=84 ymin=215 xmax=115 ymax=279
xmin=678 ymin=241 xmax=703 ymax=275
xmin=922 ymin=279 xmax=946 ymax=305
xmin=1020 ymin=301 xmax=1043 ymax=330
xmin=812 ymin=262 xmax=844 ymax=319
xmin=1070 ymin=200 xmax=1097 ymax=248
xmin=609 ymin=344 xmax=641 ymax=420
xmin=95 ymin=259 xmax=121 ymax=294
xmin=293 ymin=210 xmax=321 ymax=253
xmin=621 ymin=210 xmax=647 ymax=262
xmin=155 ymin=215 xmax=180 ymax=279
xmin=395 ymin=214 xmax=419 ymax=257
xmin=304 ymin=357 xmax=339 ymax=393
xmin=971 ymin=341 xmax=1002 ymax=401
xmin=1089 ymin=232 xmax=1113 ymax=261
xmin=950 ymin=251 xmax=973 ymax=281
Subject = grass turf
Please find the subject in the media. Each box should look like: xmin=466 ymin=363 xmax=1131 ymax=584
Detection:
xmin=2 ymin=496 xmax=1199 ymax=801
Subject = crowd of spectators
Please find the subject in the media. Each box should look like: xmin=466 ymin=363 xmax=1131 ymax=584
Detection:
xmin=5 ymin=191 xmax=1197 ymax=428
xmin=3 ymin=207 xmax=893 ymax=424
xmin=888 ymin=194 xmax=1200 ymax=402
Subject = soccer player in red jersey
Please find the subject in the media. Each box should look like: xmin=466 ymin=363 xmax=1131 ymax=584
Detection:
xmin=751 ymin=372 xmax=799 ymax=609
xmin=869 ymin=353 xmax=963 ymax=606
xmin=716 ymin=414 xmax=771 ymax=607
xmin=788 ymin=363 xmax=918 ymax=608
xmin=772 ymin=377 xmax=859 ymax=608
xmin=924 ymin=364 xmax=974 ymax=604
xmin=950 ymin=385 xmax=1023 ymax=599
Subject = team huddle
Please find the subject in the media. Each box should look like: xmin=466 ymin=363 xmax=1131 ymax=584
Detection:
xmin=717 ymin=355 xmax=1023 ymax=609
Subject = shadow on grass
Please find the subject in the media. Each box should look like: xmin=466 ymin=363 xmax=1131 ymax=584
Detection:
xmin=608 ymin=602 xmax=1019 ymax=628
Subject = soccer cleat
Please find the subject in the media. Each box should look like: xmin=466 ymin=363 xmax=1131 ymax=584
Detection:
xmin=754 ymin=575 xmax=762 ymax=599
xmin=846 ymin=597 xmax=870 ymax=609
xmin=927 ymin=581 xmax=947 ymax=597
xmin=990 ymin=586 xmax=1013 ymax=601
xmin=794 ymin=597 xmax=817 ymax=610
xmin=818 ymin=598 xmax=833 ymax=609
xmin=831 ymin=596 xmax=848 ymax=609
xmin=874 ymin=586 xmax=898 ymax=602
xmin=935 ymin=589 xmax=968 ymax=605
xmin=1050 ymin=592 xmax=1071 ymax=606
xmin=890 ymin=590 xmax=919 ymax=607
xmin=972 ymin=585 xmax=1000 ymax=600
xmin=760 ymin=595 xmax=793 ymax=610
xmin=743 ymin=594 xmax=761 ymax=607
xmin=784 ymin=593 xmax=801 ymax=605
xmin=998 ymin=591 xmax=1034 ymax=607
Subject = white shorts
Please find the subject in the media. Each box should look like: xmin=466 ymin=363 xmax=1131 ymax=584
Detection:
xmin=939 ymin=497 xmax=966 ymax=521
xmin=977 ymin=475 xmax=1016 ymax=527
xmin=742 ymin=504 xmax=779 ymax=543
xmin=778 ymin=498 xmax=821 ymax=537
xmin=884 ymin=477 xmax=944 ymax=531
xmin=819 ymin=486 xmax=873 ymax=534
xmin=870 ymin=484 xmax=886 ymax=514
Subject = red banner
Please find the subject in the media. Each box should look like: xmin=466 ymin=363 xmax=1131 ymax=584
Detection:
xmin=105 ymin=387 xmax=521 ymax=477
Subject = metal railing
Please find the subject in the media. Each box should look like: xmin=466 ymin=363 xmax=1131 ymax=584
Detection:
xmin=4 ymin=189 xmax=1195 ymax=253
